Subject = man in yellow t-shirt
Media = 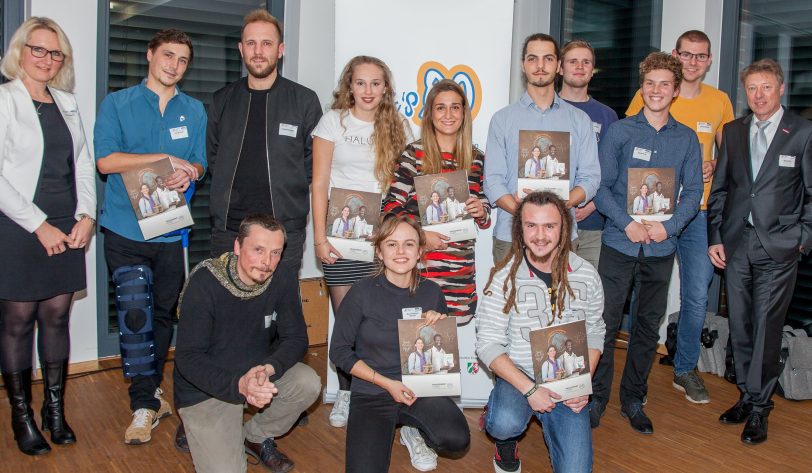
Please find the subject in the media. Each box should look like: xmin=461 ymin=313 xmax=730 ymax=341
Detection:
xmin=626 ymin=30 xmax=734 ymax=405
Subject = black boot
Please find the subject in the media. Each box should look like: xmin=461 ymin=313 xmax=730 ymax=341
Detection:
xmin=40 ymin=360 xmax=76 ymax=445
xmin=2 ymin=368 xmax=51 ymax=455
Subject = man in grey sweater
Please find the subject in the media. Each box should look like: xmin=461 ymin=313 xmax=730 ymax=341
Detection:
xmin=476 ymin=191 xmax=605 ymax=473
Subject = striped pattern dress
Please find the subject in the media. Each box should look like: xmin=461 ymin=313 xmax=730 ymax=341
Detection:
xmin=383 ymin=140 xmax=491 ymax=317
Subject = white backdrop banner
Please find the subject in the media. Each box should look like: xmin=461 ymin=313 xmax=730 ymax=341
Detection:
xmin=325 ymin=0 xmax=514 ymax=407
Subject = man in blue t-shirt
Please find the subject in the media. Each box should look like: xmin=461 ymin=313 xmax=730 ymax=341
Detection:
xmin=558 ymin=39 xmax=618 ymax=269
xmin=94 ymin=29 xmax=207 ymax=445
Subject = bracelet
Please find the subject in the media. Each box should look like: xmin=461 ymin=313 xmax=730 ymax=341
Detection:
xmin=371 ymin=370 xmax=377 ymax=386
xmin=77 ymin=213 xmax=96 ymax=225
xmin=523 ymin=384 xmax=539 ymax=398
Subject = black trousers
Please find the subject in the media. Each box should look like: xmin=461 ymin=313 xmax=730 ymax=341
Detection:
xmin=210 ymin=225 xmax=305 ymax=275
xmin=593 ymin=245 xmax=674 ymax=407
xmin=104 ymin=229 xmax=184 ymax=412
xmin=345 ymin=392 xmax=469 ymax=473
xmin=725 ymin=227 xmax=798 ymax=412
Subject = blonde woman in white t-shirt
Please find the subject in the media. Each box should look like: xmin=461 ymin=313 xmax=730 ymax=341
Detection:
xmin=311 ymin=55 xmax=410 ymax=430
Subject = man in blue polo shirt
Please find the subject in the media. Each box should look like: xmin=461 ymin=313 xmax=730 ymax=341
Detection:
xmin=94 ymin=29 xmax=207 ymax=445
xmin=484 ymin=33 xmax=601 ymax=265
xmin=592 ymin=52 xmax=702 ymax=434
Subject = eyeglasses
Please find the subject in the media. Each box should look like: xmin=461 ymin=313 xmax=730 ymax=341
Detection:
xmin=25 ymin=44 xmax=65 ymax=62
xmin=677 ymin=51 xmax=709 ymax=63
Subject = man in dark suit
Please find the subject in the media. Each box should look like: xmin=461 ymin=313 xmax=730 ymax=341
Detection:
xmin=707 ymin=58 xmax=812 ymax=445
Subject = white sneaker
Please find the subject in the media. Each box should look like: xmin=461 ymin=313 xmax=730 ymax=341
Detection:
xmin=399 ymin=426 xmax=438 ymax=471
xmin=329 ymin=390 xmax=351 ymax=427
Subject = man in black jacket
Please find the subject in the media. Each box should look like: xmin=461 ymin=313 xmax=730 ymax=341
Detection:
xmin=708 ymin=58 xmax=812 ymax=445
xmin=174 ymin=214 xmax=321 ymax=473
xmin=207 ymin=9 xmax=322 ymax=274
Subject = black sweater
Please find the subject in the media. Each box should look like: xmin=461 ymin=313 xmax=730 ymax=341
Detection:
xmin=173 ymin=264 xmax=308 ymax=408
xmin=329 ymin=275 xmax=447 ymax=395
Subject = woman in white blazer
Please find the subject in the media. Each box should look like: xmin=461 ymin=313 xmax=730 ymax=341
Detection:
xmin=0 ymin=17 xmax=95 ymax=456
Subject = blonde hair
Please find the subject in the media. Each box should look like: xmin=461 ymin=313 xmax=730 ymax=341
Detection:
xmin=241 ymin=9 xmax=283 ymax=40
xmin=1 ymin=17 xmax=75 ymax=92
xmin=419 ymin=79 xmax=473 ymax=174
xmin=331 ymin=56 xmax=408 ymax=190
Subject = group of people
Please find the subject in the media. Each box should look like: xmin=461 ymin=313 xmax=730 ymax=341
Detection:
xmin=137 ymin=176 xmax=182 ymax=218
xmin=407 ymin=334 xmax=455 ymax=376
xmin=523 ymin=144 xmax=562 ymax=179
xmin=331 ymin=205 xmax=370 ymax=239
xmin=631 ymin=181 xmax=669 ymax=215
xmin=0 ymin=9 xmax=809 ymax=473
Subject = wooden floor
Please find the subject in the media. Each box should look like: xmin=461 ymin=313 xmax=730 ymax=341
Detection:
xmin=1 ymin=346 xmax=811 ymax=473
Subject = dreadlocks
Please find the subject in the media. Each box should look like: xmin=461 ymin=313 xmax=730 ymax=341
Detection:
xmin=483 ymin=191 xmax=575 ymax=322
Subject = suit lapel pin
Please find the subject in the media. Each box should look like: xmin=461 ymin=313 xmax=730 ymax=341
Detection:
xmin=781 ymin=128 xmax=790 ymax=134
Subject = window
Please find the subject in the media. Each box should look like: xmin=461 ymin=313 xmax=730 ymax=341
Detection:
xmin=735 ymin=0 xmax=812 ymax=118
xmin=99 ymin=0 xmax=272 ymax=352
xmin=560 ymin=0 xmax=663 ymax=117
xmin=2 ymin=0 xmax=26 ymax=77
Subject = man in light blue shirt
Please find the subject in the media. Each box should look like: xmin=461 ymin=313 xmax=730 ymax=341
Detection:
xmin=94 ymin=29 xmax=207 ymax=445
xmin=592 ymin=52 xmax=702 ymax=435
xmin=484 ymin=33 xmax=601 ymax=264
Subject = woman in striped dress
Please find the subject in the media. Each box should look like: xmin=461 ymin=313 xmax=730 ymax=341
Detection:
xmin=311 ymin=55 xmax=410 ymax=428
xmin=384 ymin=79 xmax=491 ymax=319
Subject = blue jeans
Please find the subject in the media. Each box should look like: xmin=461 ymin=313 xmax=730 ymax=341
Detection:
xmin=674 ymin=210 xmax=714 ymax=375
xmin=485 ymin=377 xmax=592 ymax=473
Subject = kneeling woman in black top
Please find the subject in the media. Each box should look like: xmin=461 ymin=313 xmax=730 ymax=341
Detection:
xmin=330 ymin=215 xmax=470 ymax=472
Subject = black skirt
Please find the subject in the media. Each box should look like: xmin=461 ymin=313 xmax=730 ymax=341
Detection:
xmin=0 ymin=215 xmax=86 ymax=301
xmin=322 ymin=258 xmax=376 ymax=287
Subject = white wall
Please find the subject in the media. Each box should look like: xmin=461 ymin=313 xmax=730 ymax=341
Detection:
xmin=282 ymin=0 xmax=335 ymax=281
xmin=25 ymin=0 xmax=99 ymax=365
xmin=661 ymin=0 xmax=725 ymax=87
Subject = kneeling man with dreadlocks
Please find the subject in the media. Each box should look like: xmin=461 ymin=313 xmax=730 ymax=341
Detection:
xmin=475 ymin=192 xmax=605 ymax=473
xmin=173 ymin=214 xmax=321 ymax=473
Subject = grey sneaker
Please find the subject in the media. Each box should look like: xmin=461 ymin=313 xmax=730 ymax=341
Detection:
xmin=399 ymin=426 xmax=437 ymax=471
xmin=329 ymin=390 xmax=351 ymax=428
xmin=673 ymin=370 xmax=710 ymax=404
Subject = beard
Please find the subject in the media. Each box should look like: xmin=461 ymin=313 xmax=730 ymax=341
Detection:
xmin=244 ymin=56 xmax=278 ymax=79
xmin=527 ymin=74 xmax=556 ymax=89
xmin=525 ymin=241 xmax=557 ymax=264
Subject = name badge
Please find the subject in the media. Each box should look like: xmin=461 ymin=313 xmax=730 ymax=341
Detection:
xmin=264 ymin=311 xmax=277 ymax=328
xmin=779 ymin=155 xmax=796 ymax=167
xmin=169 ymin=126 xmax=189 ymax=140
xmin=592 ymin=122 xmax=602 ymax=134
xmin=696 ymin=122 xmax=713 ymax=133
xmin=632 ymin=147 xmax=652 ymax=162
xmin=401 ymin=307 xmax=422 ymax=320
xmin=279 ymin=123 xmax=298 ymax=137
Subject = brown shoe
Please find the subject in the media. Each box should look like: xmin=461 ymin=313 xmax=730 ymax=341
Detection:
xmin=154 ymin=388 xmax=173 ymax=419
xmin=245 ymin=438 xmax=294 ymax=473
xmin=124 ymin=409 xmax=158 ymax=445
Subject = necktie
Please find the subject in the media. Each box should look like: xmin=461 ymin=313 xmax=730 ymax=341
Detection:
xmin=748 ymin=120 xmax=770 ymax=224
xmin=751 ymin=120 xmax=770 ymax=179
